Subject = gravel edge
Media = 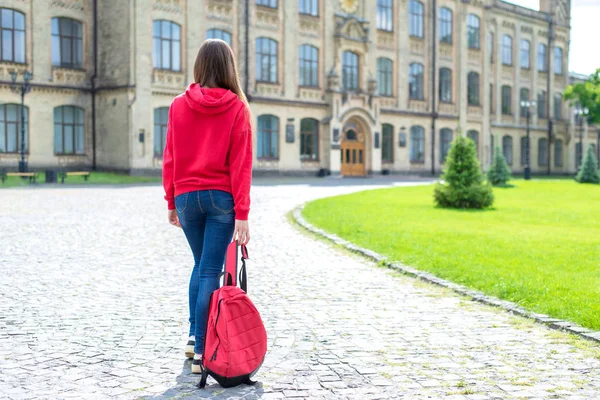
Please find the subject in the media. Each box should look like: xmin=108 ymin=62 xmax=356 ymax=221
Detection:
xmin=293 ymin=205 xmax=600 ymax=344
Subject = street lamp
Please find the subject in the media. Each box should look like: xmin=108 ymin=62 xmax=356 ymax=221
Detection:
xmin=520 ymin=99 xmax=536 ymax=180
xmin=573 ymin=105 xmax=589 ymax=169
xmin=9 ymin=70 xmax=33 ymax=173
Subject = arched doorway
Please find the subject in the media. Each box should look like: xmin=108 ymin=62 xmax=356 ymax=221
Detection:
xmin=340 ymin=121 xmax=366 ymax=176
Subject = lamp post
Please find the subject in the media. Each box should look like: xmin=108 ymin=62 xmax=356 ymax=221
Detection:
xmin=520 ymin=99 xmax=536 ymax=180
xmin=573 ymin=105 xmax=589 ymax=169
xmin=9 ymin=70 xmax=33 ymax=173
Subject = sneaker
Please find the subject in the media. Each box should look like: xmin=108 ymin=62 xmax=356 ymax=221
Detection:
xmin=184 ymin=336 xmax=195 ymax=359
xmin=191 ymin=354 xmax=203 ymax=374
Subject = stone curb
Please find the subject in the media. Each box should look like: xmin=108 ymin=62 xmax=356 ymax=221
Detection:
xmin=292 ymin=205 xmax=600 ymax=345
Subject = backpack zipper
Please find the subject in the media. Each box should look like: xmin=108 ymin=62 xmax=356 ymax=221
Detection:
xmin=210 ymin=299 xmax=224 ymax=362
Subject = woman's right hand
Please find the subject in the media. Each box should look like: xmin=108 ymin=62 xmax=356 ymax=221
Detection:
xmin=234 ymin=219 xmax=250 ymax=245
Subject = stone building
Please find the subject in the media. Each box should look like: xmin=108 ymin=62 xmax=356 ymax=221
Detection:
xmin=0 ymin=0 xmax=592 ymax=176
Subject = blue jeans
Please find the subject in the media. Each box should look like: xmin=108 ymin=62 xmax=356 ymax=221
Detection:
xmin=175 ymin=190 xmax=235 ymax=354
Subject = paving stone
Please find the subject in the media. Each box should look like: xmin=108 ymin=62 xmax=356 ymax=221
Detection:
xmin=0 ymin=180 xmax=599 ymax=399
xmin=282 ymin=390 xmax=310 ymax=398
xmin=417 ymin=379 xmax=442 ymax=388
xmin=319 ymin=380 xmax=347 ymax=389
xmin=260 ymin=392 xmax=285 ymax=399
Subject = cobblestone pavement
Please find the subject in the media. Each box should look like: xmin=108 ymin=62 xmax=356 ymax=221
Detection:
xmin=1 ymin=179 xmax=599 ymax=400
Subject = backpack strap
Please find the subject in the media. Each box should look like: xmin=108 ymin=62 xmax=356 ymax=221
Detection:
xmin=239 ymin=259 xmax=247 ymax=293
xmin=198 ymin=369 xmax=208 ymax=388
xmin=217 ymin=271 xmax=234 ymax=287
xmin=224 ymin=241 xmax=238 ymax=287
xmin=239 ymin=244 xmax=249 ymax=293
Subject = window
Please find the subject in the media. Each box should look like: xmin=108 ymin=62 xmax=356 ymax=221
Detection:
xmin=467 ymin=130 xmax=479 ymax=157
xmin=554 ymin=139 xmax=563 ymax=167
xmin=299 ymin=44 xmax=318 ymax=87
xmin=467 ymin=72 xmax=479 ymax=106
xmin=0 ymin=104 xmax=28 ymax=153
xmin=440 ymin=128 xmax=452 ymax=164
xmin=342 ymin=51 xmax=359 ymax=91
xmin=520 ymin=88 xmax=530 ymax=117
xmin=256 ymin=37 xmax=278 ymax=83
xmin=537 ymin=91 xmax=546 ymax=119
xmin=467 ymin=14 xmax=480 ymax=49
xmin=153 ymin=107 xmax=169 ymax=157
xmin=257 ymin=0 xmax=277 ymax=8
xmin=409 ymin=0 xmax=424 ymax=38
xmin=520 ymin=39 xmax=530 ymax=69
xmin=554 ymin=47 xmax=563 ymax=75
xmin=299 ymin=0 xmax=318 ymax=16
xmin=257 ymin=115 xmax=279 ymax=159
xmin=382 ymin=124 xmax=394 ymax=163
xmin=377 ymin=58 xmax=393 ymax=96
xmin=490 ymin=84 xmax=494 ymax=113
xmin=0 ymin=8 xmax=25 ymax=63
xmin=377 ymin=0 xmax=393 ymax=32
xmin=538 ymin=138 xmax=548 ymax=166
xmin=53 ymin=106 xmax=84 ymax=155
xmin=576 ymin=143 xmax=583 ymax=167
xmin=502 ymin=35 xmax=512 ymax=65
xmin=152 ymin=20 xmax=181 ymax=71
xmin=502 ymin=135 xmax=513 ymax=165
xmin=439 ymin=7 xmax=452 ymax=44
xmin=501 ymin=85 xmax=512 ymax=115
xmin=520 ymin=136 xmax=528 ymax=166
xmin=554 ymin=93 xmax=562 ymax=120
xmin=52 ymin=17 xmax=83 ymax=68
xmin=491 ymin=134 xmax=494 ymax=160
xmin=538 ymin=44 xmax=547 ymax=72
xmin=206 ymin=29 xmax=232 ymax=46
xmin=300 ymin=118 xmax=318 ymax=160
xmin=439 ymin=68 xmax=452 ymax=103
xmin=490 ymin=32 xmax=494 ymax=63
xmin=409 ymin=62 xmax=424 ymax=100
xmin=410 ymin=126 xmax=425 ymax=162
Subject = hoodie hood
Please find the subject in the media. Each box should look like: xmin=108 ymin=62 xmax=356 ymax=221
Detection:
xmin=184 ymin=83 xmax=239 ymax=114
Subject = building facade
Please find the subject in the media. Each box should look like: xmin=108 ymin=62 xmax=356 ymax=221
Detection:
xmin=0 ymin=0 xmax=594 ymax=176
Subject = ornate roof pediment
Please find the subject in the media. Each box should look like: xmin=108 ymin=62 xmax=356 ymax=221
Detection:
xmin=554 ymin=0 xmax=570 ymax=25
xmin=334 ymin=14 xmax=369 ymax=43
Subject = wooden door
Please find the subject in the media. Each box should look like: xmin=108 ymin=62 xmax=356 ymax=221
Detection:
xmin=340 ymin=127 xmax=366 ymax=176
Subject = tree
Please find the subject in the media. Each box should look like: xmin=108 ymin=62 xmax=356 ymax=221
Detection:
xmin=434 ymin=133 xmax=494 ymax=209
xmin=487 ymin=146 xmax=512 ymax=186
xmin=564 ymin=68 xmax=600 ymax=125
xmin=575 ymin=145 xmax=600 ymax=184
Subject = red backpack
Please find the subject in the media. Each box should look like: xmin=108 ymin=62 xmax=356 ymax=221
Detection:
xmin=198 ymin=242 xmax=267 ymax=389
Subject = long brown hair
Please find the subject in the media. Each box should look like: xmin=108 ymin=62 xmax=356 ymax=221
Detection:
xmin=193 ymin=39 xmax=248 ymax=106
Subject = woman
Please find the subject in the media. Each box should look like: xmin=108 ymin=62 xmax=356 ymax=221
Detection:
xmin=162 ymin=39 xmax=252 ymax=374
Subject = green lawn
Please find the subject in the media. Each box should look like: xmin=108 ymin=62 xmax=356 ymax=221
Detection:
xmin=303 ymin=180 xmax=600 ymax=331
xmin=1 ymin=172 xmax=161 ymax=187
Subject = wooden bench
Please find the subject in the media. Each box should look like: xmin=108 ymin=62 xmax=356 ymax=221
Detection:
xmin=59 ymin=171 xmax=90 ymax=183
xmin=1 ymin=171 xmax=37 ymax=183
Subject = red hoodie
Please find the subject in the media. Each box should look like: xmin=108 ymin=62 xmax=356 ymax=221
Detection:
xmin=162 ymin=84 xmax=253 ymax=220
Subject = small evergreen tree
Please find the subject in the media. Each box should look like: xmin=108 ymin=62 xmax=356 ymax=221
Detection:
xmin=575 ymin=145 xmax=600 ymax=184
xmin=486 ymin=147 xmax=512 ymax=186
xmin=434 ymin=135 xmax=494 ymax=209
